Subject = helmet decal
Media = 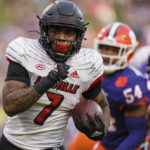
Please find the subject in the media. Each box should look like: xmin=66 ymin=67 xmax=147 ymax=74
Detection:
xmin=62 ymin=20 xmax=70 ymax=24
xmin=107 ymin=23 xmax=122 ymax=38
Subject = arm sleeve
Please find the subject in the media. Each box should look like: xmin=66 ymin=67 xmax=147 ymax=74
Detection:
xmin=116 ymin=116 xmax=146 ymax=150
xmin=82 ymin=79 xmax=102 ymax=99
xmin=6 ymin=61 xmax=30 ymax=86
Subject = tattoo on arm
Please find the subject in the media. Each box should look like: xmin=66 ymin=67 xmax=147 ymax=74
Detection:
xmin=3 ymin=81 xmax=41 ymax=116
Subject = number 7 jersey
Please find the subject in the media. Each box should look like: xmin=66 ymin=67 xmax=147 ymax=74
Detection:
xmin=4 ymin=37 xmax=104 ymax=150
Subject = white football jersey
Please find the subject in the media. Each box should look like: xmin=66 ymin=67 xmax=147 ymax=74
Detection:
xmin=4 ymin=37 xmax=103 ymax=150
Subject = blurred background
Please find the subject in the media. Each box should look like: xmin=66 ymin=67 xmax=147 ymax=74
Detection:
xmin=0 ymin=0 xmax=150 ymax=140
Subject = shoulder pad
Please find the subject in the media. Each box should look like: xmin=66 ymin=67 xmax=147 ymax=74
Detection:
xmin=6 ymin=37 xmax=26 ymax=64
xmin=6 ymin=37 xmax=48 ymax=65
xmin=68 ymin=48 xmax=104 ymax=84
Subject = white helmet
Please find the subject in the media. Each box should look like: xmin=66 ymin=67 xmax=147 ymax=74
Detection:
xmin=94 ymin=22 xmax=138 ymax=73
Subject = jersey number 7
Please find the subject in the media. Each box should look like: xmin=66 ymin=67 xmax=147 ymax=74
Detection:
xmin=34 ymin=91 xmax=64 ymax=125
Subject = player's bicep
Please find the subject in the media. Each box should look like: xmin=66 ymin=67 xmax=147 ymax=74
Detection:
xmin=80 ymin=89 xmax=108 ymax=105
xmin=3 ymin=61 xmax=30 ymax=101
xmin=124 ymin=104 xmax=147 ymax=117
xmin=81 ymin=88 xmax=108 ymax=109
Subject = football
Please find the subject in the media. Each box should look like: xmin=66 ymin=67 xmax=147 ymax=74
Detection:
xmin=72 ymin=99 xmax=103 ymax=123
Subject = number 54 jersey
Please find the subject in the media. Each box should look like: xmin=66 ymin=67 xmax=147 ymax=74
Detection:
xmin=101 ymin=66 xmax=150 ymax=149
xmin=4 ymin=37 xmax=103 ymax=150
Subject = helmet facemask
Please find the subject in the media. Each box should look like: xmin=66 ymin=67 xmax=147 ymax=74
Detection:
xmin=96 ymin=42 xmax=136 ymax=73
xmin=39 ymin=24 xmax=85 ymax=62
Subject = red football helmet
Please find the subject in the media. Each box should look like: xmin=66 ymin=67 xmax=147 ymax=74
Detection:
xmin=94 ymin=22 xmax=138 ymax=73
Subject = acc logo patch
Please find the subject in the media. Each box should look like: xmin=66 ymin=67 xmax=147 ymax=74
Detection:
xmin=35 ymin=64 xmax=45 ymax=70
xmin=115 ymin=76 xmax=128 ymax=87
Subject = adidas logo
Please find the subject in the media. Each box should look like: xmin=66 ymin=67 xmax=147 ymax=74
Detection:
xmin=69 ymin=71 xmax=79 ymax=78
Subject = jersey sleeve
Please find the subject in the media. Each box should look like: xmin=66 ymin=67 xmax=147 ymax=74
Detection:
xmin=86 ymin=50 xmax=103 ymax=88
xmin=81 ymin=49 xmax=104 ymax=98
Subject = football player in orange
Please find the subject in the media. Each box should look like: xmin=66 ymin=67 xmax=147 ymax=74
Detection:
xmin=68 ymin=22 xmax=149 ymax=150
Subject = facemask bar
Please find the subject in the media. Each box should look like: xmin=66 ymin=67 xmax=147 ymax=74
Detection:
xmin=39 ymin=24 xmax=80 ymax=62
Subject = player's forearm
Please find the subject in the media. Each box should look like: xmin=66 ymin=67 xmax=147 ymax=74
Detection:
xmin=3 ymin=87 xmax=41 ymax=117
xmin=100 ymin=103 xmax=110 ymax=130
xmin=95 ymin=89 xmax=110 ymax=130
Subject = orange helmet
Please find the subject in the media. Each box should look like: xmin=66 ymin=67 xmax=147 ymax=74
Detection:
xmin=94 ymin=22 xmax=138 ymax=73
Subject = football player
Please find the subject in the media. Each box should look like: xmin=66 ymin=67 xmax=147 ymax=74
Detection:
xmin=0 ymin=1 xmax=110 ymax=150
xmin=68 ymin=23 xmax=150 ymax=150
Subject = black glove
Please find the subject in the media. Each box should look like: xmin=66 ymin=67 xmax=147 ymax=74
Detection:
xmin=56 ymin=63 xmax=70 ymax=82
xmin=33 ymin=63 xmax=69 ymax=95
xmin=74 ymin=112 xmax=107 ymax=141
xmin=48 ymin=63 xmax=69 ymax=84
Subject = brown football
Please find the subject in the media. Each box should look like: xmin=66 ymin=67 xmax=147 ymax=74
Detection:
xmin=72 ymin=99 xmax=103 ymax=123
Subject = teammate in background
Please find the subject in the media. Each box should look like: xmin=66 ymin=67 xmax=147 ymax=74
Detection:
xmin=68 ymin=22 xmax=150 ymax=150
xmin=0 ymin=1 xmax=110 ymax=150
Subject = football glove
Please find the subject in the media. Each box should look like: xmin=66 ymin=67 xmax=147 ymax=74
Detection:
xmin=33 ymin=63 xmax=69 ymax=95
xmin=48 ymin=63 xmax=69 ymax=84
xmin=74 ymin=112 xmax=107 ymax=141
